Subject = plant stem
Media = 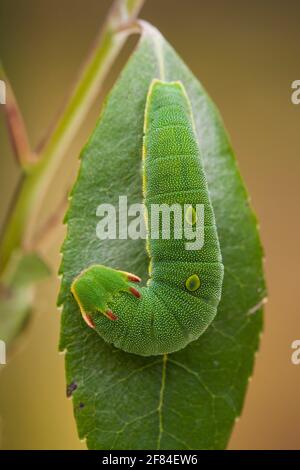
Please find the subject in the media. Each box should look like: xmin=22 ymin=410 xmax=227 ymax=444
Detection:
xmin=0 ymin=63 xmax=36 ymax=169
xmin=0 ymin=0 xmax=144 ymax=274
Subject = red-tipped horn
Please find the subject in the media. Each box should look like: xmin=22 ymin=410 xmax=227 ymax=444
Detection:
xmin=127 ymin=273 xmax=142 ymax=283
xmin=105 ymin=309 xmax=118 ymax=321
xmin=129 ymin=287 xmax=141 ymax=298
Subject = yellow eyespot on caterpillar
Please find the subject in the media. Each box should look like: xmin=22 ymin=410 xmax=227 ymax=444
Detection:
xmin=185 ymin=206 xmax=197 ymax=225
xmin=71 ymin=79 xmax=224 ymax=356
xmin=185 ymin=274 xmax=201 ymax=292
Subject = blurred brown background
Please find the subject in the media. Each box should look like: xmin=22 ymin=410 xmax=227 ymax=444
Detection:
xmin=0 ymin=0 xmax=299 ymax=450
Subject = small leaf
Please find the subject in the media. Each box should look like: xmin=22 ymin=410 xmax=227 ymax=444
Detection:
xmin=0 ymin=252 xmax=50 ymax=345
xmin=59 ymin=23 xmax=266 ymax=450
xmin=9 ymin=252 xmax=51 ymax=288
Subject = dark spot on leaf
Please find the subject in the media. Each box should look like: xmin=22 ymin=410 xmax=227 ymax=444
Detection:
xmin=66 ymin=381 xmax=77 ymax=397
xmin=79 ymin=402 xmax=85 ymax=409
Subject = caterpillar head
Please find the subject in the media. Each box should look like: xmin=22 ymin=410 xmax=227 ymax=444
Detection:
xmin=71 ymin=264 xmax=141 ymax=328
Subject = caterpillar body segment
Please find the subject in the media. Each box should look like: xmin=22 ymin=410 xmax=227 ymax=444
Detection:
xmin=71 ymin=80 xmax=224 ymax=356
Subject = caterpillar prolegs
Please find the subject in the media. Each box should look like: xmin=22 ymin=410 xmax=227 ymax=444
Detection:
xmin=71 ymin=80 xmax=224 ymax=356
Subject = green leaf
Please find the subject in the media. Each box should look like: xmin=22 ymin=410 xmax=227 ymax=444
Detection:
xmin=59 ymin=23 xmax=266 ymax=450
xmin=0 ymin=252 xmax=50 ymax=345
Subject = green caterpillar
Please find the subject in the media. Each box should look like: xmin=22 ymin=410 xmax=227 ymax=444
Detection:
xmin=71 ymin=80 xmax=224 ymax=356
